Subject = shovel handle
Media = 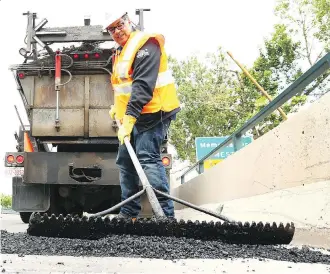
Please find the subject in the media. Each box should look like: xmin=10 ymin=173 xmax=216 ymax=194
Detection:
xmin=115 ymin=119 xmax=165 ymax=217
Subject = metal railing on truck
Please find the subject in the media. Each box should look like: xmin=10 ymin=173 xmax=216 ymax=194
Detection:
xmin=180 ymin=52 xmax=330 ymax=184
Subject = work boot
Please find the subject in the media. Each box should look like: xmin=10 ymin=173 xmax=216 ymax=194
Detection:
xmin=117 ymin=212 xmax=136 ymax=222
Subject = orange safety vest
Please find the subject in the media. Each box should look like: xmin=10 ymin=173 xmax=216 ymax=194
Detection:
xmin=111 ymin=31 xmax=180 ymax=120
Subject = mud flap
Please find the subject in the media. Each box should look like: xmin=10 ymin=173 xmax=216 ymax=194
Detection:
xmin=12 ymin=176 xmax=50 ymax=212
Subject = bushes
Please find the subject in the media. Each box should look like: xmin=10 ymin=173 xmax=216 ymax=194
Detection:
xmin=1 ymin=194 xmax=12 ymax=208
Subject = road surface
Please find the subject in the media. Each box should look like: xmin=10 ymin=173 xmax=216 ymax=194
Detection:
xmin=1 ymin=213 xmax=329 ymax=274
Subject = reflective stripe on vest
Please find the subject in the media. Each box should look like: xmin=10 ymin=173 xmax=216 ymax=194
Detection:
xmin=113 ymin=83 xmax=132 ymax=95
xmin=156 ymin=70 xmax=174 ymax=88
xmin=117 ymin=32 xmax=147 ymax=78
xmin=113 ymin=70 xmax=175 ymax=95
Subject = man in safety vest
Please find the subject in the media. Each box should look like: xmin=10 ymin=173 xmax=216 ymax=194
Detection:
xmin=104 ymin=12 xmax=181 ymax=219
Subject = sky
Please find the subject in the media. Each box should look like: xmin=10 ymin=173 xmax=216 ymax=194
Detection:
xmin=0 ymin=0 xmax=280 ymax=194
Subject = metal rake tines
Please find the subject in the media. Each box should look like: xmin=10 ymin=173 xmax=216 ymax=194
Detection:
xmin=27 ymin=213 xmax=295 ymax=245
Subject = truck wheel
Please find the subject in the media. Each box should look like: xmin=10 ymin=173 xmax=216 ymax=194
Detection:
xmin=20 ymin=212 xmax=32 ymax=224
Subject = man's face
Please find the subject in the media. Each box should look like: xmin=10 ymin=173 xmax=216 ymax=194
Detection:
xmin=107 ymin=18 xmax=132 ymax=46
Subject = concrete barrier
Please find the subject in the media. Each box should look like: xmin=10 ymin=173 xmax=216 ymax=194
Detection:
xmin=172 ymin=91 xmax=330 ymax=209
xmin=173 ymin=180 xmax=330 ymax=248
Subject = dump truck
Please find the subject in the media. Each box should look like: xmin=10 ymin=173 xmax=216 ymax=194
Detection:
xmin=5 ymin=10 xmax=172 ymax=223
xmin=4 ymin=10 xmax=295 ymax=245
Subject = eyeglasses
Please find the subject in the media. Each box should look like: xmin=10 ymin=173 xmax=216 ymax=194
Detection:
xmin=107 ymin=20 xmax=125 ymax=33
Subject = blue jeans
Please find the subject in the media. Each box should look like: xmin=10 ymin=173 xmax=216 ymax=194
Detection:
xmin=116 ymin=118 xmax=174 ymax=217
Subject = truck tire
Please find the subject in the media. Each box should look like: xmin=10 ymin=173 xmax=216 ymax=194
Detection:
xmin=20 ymin=212 xmax=32 ymax=224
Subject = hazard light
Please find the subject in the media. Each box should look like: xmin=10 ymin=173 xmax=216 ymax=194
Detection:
xmin=6 ymin=154 xmax=15 ymax=164
xmin=160 ymin=154 xmax=172 ymax=169
xmin=5 ymin=152 xmax=25 ymax=167
xmin=18 ymin=72 xmax=25 ymax=79
xmin=71 ymin=52 xmax=103 ymax=61
xmin=162 ymin=156 xmax=170 ymax=167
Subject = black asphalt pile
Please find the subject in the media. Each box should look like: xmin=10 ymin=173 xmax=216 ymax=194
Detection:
xmin=1 ymin=230 xmax=330 ymax=264
xmin=26 ymin=214 xmax=295 ymax=245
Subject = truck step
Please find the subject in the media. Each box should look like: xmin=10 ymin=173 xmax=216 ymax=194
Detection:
xmin=27 ymin=213 xmax=295 ymax=245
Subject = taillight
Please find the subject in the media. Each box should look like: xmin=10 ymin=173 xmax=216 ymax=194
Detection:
xmin=162 ymin=156 xmax=170 ymax=167
xmin=7 ymin=154 xmax=15 ymax=163
xmin=72 ymin=52 xmax=102 ymax=60
xmin=16 ymin=155 xmax=24 ymax=164
xmin=5 ymin=152 xmax=25 ymax=167
xmin=18 ymin=72 xmax=25 ymax=79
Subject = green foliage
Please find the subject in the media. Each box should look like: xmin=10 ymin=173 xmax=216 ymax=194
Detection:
xmin=241 ymin=23 xmax=307 ymax=136
xmin=275 ymin=0 xmax=330 ymax=97
xmin=312 ymin=0 xmax=330 ymax=51
xmin=167 ymin=0 xmax=329 ymax=162
xmin=275 ymin=0 xmax=329 ymax=52
xmin=168 ymin=49 xmax=242 ymax=162
xmin=1 ymin=193 xmax=12 ymax=208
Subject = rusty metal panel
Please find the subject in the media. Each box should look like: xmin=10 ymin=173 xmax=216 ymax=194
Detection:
xmin=89 ymin=109 xmax=117 ymax=137
xmin=84 ymin=76 xmax=90 ymax=137
xmin=32 ymin=108 xmax=84 ymax=136
xmin=24 ymin=152 xmax=120 ymax=185
xmin=89 ymin=75 xmax=113 ymax=108
xmin=34 ymin=75 xmax=85 ymax=108
xmin=19 ymin=76 xmax=34 ymax=106
xmin=37 ymin=25 xmax=114 ymax=43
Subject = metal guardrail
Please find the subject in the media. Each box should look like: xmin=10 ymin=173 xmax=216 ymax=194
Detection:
xmin=180 ymin=52 xmax=330 ymax=184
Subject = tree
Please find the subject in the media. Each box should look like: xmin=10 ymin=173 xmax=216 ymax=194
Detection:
xmin=168 ymin=49 xmax=241 ymax=162
xmin=275 ymin=0 xmax=330 ymax=97
xmin=312 ymin=0 xmax=330 ymax=51
xmin=168 ymin=0 xmax=329 ymax=163
xmin=1 ymin=194 xmax=12 ymax=208
xmin=237 ymin=23 xmax=307 ymax=137
xmin=168 ymin=24 xmax=307 ymax=162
